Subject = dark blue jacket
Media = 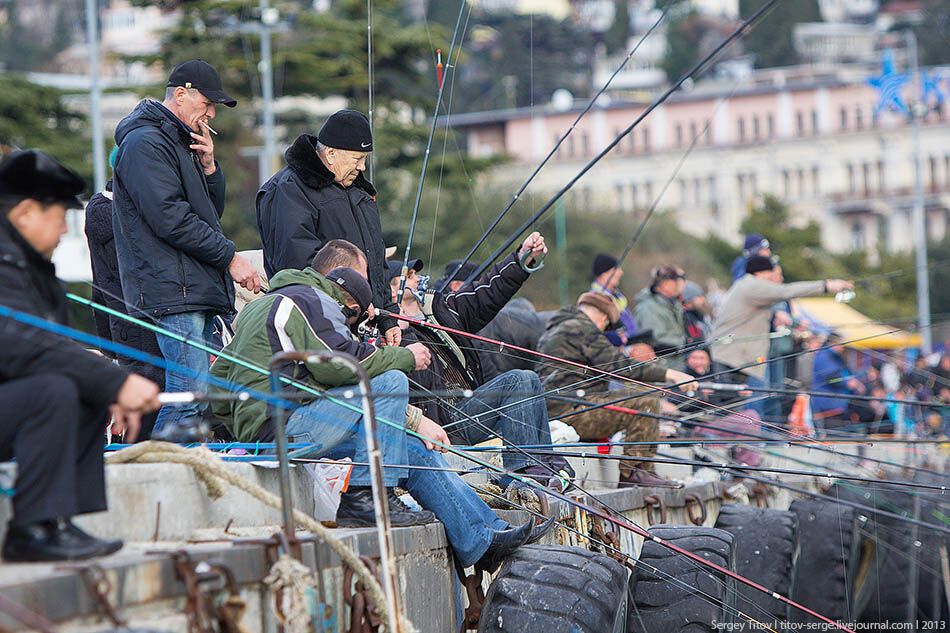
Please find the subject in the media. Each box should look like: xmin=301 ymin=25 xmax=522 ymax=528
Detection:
xmin=811 ymin=348 xmax=853 ymax=413
xmin=112 ymin=100 xmax=236 ymax=318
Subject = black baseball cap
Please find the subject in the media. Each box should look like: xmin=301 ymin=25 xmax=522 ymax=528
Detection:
xmin=443 ymin=260 xmax=478 ymax=282
xmin=167 ymin=59 xmax=237 ymax=108
xmin=386 ymin=259 xmax=424 ymax=280
xmin=326 ymin=267 xmax=373 ymax=314
xmin=0 ymin=150 xmax=84 ymax=209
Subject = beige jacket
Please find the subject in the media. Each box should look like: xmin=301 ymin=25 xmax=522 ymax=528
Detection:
xmin=710 ymin=275 xmax=825 ymax=379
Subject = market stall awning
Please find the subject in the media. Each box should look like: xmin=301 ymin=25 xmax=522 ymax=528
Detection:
xmin=792 ymin=297 xmax=921 ymax=350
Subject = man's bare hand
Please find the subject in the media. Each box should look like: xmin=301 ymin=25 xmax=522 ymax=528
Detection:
xmin=112 ymin=374 xmax=161 ymax=442
xmin=825 ymin=279 xmax=854 ymax=294
xmin=406 ymin=342 xmax=432 ymax=370
xmin=518 ymin=231 xmax=548 ymax=267
xmin=229 ymin=253 xmax=262 ymax=294
xmin=190 ymin=121 xmax=217 ymax=175
xmin=382 ymin=326 xmax=401 ymax=347
xmin=416 ymin=416 xmax=451 ymax=452
xmin=666 ymin=369 xmax=698 ymax=393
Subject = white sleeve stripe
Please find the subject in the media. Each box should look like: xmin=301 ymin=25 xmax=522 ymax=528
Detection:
xmin=274 ymin=296 xmax=297 ymax=352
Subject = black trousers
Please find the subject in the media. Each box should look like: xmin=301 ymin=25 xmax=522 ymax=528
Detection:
xmin=0 ymin=374 xmax=108 ymax=525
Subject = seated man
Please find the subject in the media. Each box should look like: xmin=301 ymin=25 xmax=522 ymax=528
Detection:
xmin=0 ymin=150 xmax=160 ymax=562
xmin=386 ymin=232 xmax=571 ymax=490
xmin=811 ymin=332 xmax=877 ymax=429
xmin=537 ymin=292 xmax=695 ymax=488
xmin=210 ymin=247 xmax=551 ymax=571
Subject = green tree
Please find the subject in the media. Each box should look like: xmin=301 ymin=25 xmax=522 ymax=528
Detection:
xmin=0 ymin=75 xmax=93 ymax=190
xmin=739 ymin=0 xmax=820 ymax=68
xmin=604 ymin=0 xmax=631 ymax=54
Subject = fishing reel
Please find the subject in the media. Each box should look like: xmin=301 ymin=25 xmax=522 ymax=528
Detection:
xmin=412 ymin=274 xmax=431 ymax=304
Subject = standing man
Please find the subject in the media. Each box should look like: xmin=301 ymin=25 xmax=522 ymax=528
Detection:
xmin=710 ymin=255 xmax=851 ymax=417
xmin=730 ymin=234 xmax=771 ymax=282
xmin=590 ymin=253 xmax=638 ymax=346
xmin=632 ymin=265 xmax=687 ymax=356
xmin=0 ymin=150 xmax=160 ymax=561
xmin=256 ymin=109 xmax=401 ymax=347
xmin=112 ymin=59 xmax=261 ymax=441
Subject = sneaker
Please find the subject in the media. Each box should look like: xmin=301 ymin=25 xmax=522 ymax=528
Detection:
xmin=150 ymin=419 xmax=211 ymax=443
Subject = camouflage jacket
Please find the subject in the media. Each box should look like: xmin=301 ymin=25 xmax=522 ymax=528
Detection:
xmin=537 ymin=307 xmax=668 ymax=415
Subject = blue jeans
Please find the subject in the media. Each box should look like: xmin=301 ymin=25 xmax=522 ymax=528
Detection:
xmin=404 ymin=438 xmax=509 ymax=566
xmin=745 ymin=373 xmax=768 ymax=420
xmin=449 ymin=370 xmax=553 ymax=472
xmin=287 ymin=369 xmax=510 ymax=566
xmin=154 ymin=311 xmax=218 ymax=432
xmin=286 ymin=370 xmax=409 ymax=487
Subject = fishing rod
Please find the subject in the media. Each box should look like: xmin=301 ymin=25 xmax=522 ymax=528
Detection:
xmin=396 ymin=0 xmax=468 ymax=305
xmin=463 ymin=0 xmax=782 ymax=283
xmin=443 ymin=2 xmax=674 ymax=285
xmin=0 ymin=303 xmax=853 ymax=630
xmin=696 ymin=381 xmax=946 ymax=409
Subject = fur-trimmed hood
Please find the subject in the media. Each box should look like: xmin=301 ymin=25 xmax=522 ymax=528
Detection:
xmin=284 ymin=134 xmax=376 ymax=196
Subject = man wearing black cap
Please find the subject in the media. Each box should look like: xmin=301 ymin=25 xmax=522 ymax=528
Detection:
xmin=257 ymin=109 xmax=402 ymax=348
xmin=112 ymin=59 xmax=261 ymax=442
xmin=211 ymin=257 xmax=551 ymax=571
xmin=0 ymin=150 xmax=161 ymax=561
xmin=590 ymin=253 xmax=638 ymax=346
xmin=710 ymin=254 xmax=851 ymax=415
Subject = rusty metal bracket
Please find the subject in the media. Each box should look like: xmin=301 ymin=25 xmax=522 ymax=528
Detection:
xmin=644 ymin=495 xmax=667 ymax=526
xmin=684 ymin=492 xmax=707 ymax=526
xmin=79 ymin=565 xmax=126 ymax=627
xmin=171 ymin=551 xmax=248 ymax=633
xmin=342 ymin=555 xmax=382 ymax=633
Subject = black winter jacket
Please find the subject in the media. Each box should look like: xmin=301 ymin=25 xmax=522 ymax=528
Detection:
xmin=405 ymin=252 xmax=530 ymax=429
xmin=256 ymin=134 xmax=397 ymax=332
xmin=0 ymin=217 xmax=128 ymax=408
xmin=112 ymin=100 xmax=236 ymax=318
xmin=84 ymin=185 xmax=120 ymax=344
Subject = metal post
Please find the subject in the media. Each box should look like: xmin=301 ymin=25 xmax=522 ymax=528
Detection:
xmin=267 ymin=360 xmax=297 ymax=548
xmin=85 ymin=0 xmax=105 ymax=192
xmin=259 ymin=0 xmax=277 ymax=185
xmin=906 ymin=29 xmax=932 ymax=354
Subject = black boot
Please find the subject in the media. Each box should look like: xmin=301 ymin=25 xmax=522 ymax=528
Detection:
xmin=2 ymin=521 xmax=102 ymax=562
xmin=62 ymin=519 xmax=124 ymax=557
xmin=475 ymin=519 xmax=534 ymax=573
xmin=526 ymin=516 xmax=556 ymax=545
xmin=150 ymin=419 xmax=211 ymax=444
xmin=336 ymin=487 xmax=436 ymax=528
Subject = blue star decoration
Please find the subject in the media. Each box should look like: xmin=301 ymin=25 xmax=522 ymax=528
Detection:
xmin=868 ymin=49 xmax=910 ymax=115
xmin=920 ymin=69 xmax=946 ymax=108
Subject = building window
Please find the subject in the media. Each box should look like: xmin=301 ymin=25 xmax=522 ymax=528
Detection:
xmin=767 ymin=114 xmax=775 ymax=138
xmin=752 ymin=116 xmax=761 ymax=140
xmin=628 ymin=131 xmax=636 ymax=154
xmin=615 ymin=183 xmax=625 ymax=208
xmin=694 ymin=177 xmax=702 ymax=205
xmin=862 ymin=162 xmax=871 ymax=196
xmin=851 ymin=221 xmax=865 ymax=251
xmin=930 ymin=156 xmax=939 ymax=189
xmin=877 ymin=160 xmax=885 ymax=193
xmin=708 ymin=175 xmax=717 ymax=206
xmin=642 ymin=127 xmax=650 ymax=152
xmin=567 ymin=136 xmax=575 ymax=158
xmin=782 ymin=170 xmax=791 ymax=198
xmin=689 ymin=122 xmax=697 ymax=144
xmin=645 ymin=180 xmax=654 ymax=204
xmin=737 ymin=173 xmax=746 ymax=200
xmin=678 ymin=178 xmax=687 ymax=205
xmin=581 ymin=133 xmax=590 ymax=157
xmin=737 ymin=117 xmax=746 ymax=143
xmin=839 ymin=106 xmax=848 ymax=131
xmin=811 ymin=109 xmax=819 ymax=135
xmin=630 ymin=182 xmax=638 ymax=208
xmin=855 ymin=106 xmax=864 ymax=130
xmin=847 ymin=163 xmax=855 ymax=194
xmin=675 ymin=124 xmax=683 ymax=148
xmin=812 ymin=165 xmax=820 ymax=197
xmin=796 ymin=111 xmax=804 ymax=136
xmin=797 ymin=168 xmax=806 ymax=198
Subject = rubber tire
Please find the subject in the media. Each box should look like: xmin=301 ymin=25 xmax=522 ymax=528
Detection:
xmin=788 ymin=499 xmax=858 ymax=624
xmin=912 ymin=470 xmax=950 ymax=623
xmin=714 ymin=504 xmax=798 ymax=626
xmin=477 ymin=545 xmax=629 ymax=633
xmin=628 ymin=525 xmax=737 ymax=633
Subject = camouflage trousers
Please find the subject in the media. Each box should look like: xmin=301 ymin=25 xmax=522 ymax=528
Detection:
xmin=561 ymin=394 xmax=659 ymax=477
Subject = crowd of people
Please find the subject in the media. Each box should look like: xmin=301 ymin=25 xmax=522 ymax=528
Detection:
xmin=0 ymin=59 xmax=944 ymax=568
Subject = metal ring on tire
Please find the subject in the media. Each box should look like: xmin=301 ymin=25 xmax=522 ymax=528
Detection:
xmin=644 ymin=495 xmax=666 ymax=525
xmin=684 ymin=493 xmax=707 ymax=526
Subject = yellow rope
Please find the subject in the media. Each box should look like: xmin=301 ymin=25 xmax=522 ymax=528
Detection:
xmin=107 ymin=442 xmax=416 ymax=632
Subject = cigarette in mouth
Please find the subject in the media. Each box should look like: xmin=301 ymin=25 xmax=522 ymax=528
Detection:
xmin=201 ymin=120 xmax=218 ymax=135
